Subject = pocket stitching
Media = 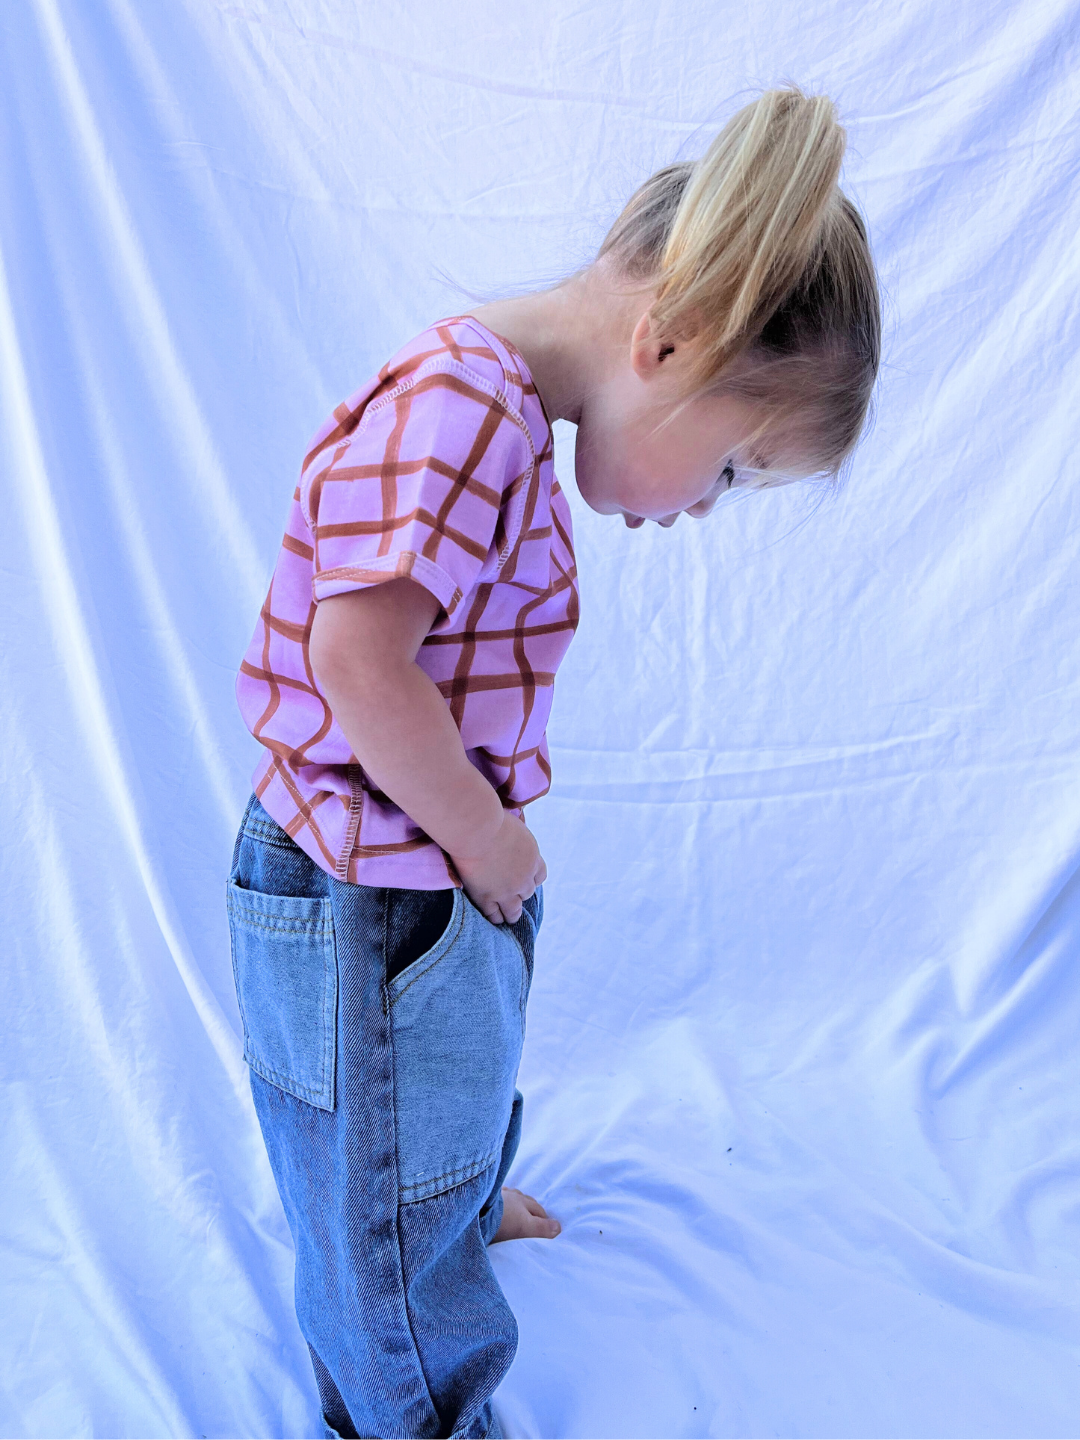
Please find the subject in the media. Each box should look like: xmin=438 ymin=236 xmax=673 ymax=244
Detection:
xmin=246 ymin=1053 xmax=333 ymax=1106
xmin=389 ymin=897 xmax=524 ymax=1200
xmin=399 ymin=1149 xmax=501 ymax=1202
xmin=319 ymin=918 xmax=335 ymax=1108
xmin=503 ymin=916 xmax=531 ymax=1031
xmin=227 ymin=881 xmax=337 ymax=1111
xmin=387 ymin=890 xmax=466 ymax=1006
xmin=228 ymin=886 xmax=331 ymax=917
xmin=229 ymin=911 xmax=333 ymax=936
xmin=241 ymin=822 xmax=298 ymax=846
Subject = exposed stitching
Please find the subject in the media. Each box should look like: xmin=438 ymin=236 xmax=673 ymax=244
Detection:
xmin=387 ymin=893 xmax=466 ymax=1006
xmin=313 ymin=555 xmax=464 ymax=619
xmin=227 ymin=882 xmax=251 ymax=1068
xmin=229 ymin=895 xmax=330 ymax=916
xmin=243 ymin=818 xmax=290 ymax=837
xmin=336 ymin=766 xmax=364 ymax=880
xmin=381 ymin=887 xmax=391 ymax=1014
xmin=322 ymin=911 xmax=337 ymax=1108
xmin=380 ymin=883 xmax=443 ymax=1425
xmin=247 ymin=1053 xmax=332 ymax=1106
xmin=344 ymin=357 xmax=536 ymax=571
xmin=399 ymin=1151 xmax=500 ymax=1200
xmin=229 ymin=910 xmax=334 ymax=937
xmin=241 ymin=834 xmax=303 ymax=853
xmin=500 ymin=916 xmax=530 ymax=1031
xmin=228 ymin=884 xmax=337 ymax=1109
xmin=242 ymin=822 xmax=301 ymax=846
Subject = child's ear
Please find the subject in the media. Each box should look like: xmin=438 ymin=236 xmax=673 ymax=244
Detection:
xmin=630 ymin=310 xmax=674 ymax=378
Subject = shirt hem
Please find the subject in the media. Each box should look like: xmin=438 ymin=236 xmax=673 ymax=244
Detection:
xmin=312 ymin=551 xmax=463 ymax=617
xmin=252 ymin=760 xmax=460 ymax=891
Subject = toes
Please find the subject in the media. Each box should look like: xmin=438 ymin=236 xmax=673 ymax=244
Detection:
xmin=524 ymin=1202 xmax=559 ymax=1237
xmin=524 ymin=1213 xmax=560 ymax=1239
xmin=498 ymin=1188 xmax=560 ymax=1239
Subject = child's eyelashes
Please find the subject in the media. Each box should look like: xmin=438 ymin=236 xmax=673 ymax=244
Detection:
xmin=717 ymin=461 xmax=767 ymax=491
xmin=627 ymin=463 xmax=780 ymax=530
xmin=722 ymin=462 xmax=777 ymax=493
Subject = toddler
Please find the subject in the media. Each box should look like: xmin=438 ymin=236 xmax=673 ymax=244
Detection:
xmin=227 ymin=87 xmax=881 ymax=1439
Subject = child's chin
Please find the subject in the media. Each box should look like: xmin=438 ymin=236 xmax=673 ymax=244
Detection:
xmin=574 ymin=477 xmax=623 ymax=519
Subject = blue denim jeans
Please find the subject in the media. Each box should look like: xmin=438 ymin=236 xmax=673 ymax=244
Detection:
xmin=227 ymin=796 xmax=540 ymax=1439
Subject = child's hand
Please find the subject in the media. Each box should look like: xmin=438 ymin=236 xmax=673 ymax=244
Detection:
xmin=452 ymin=812 xmax=546 ymax=926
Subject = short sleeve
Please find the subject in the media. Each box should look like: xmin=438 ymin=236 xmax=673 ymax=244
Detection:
xmin=306 ymin=362 xmax=533 ymax=618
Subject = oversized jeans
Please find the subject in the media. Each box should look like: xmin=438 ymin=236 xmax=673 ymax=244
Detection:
xmin=227 ymin=796 xmax=539 ymax=1439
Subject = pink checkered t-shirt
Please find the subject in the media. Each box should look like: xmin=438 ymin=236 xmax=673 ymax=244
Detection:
xmin=237 ymin=318 xmax=579 ymax=888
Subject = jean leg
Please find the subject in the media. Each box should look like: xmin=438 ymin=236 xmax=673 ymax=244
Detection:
xmin=397 ymin=1167 xmax=515 ymax=1439
xmin=247 ymin=887 xmax=441 ymax=1438
xmin=230 ymin=801 xmax=541 ymax=1439
xmin=388 ymin=891 xmax=542 ymax=1437
xmin=308 ymin=1345 xmax=358 ymax=1440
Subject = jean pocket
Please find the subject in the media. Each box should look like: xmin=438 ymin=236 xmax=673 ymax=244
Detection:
xmin=226 ymin=878 xmax=337 ymax=1111
xmin=388 ymin=891 xmax=527 ymax=1201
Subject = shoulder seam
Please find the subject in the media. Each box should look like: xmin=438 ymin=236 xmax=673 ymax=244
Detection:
xmin=363 ymin=354 xmax=531 ymax=438
xmin=356 ymin=356 xmax=537 ymax=569
xmin=446 ymin=317 xmax=525 ymax=407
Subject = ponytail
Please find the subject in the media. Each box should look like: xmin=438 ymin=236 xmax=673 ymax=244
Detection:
xmin=598 ymin=88 xmax=881 ymax=473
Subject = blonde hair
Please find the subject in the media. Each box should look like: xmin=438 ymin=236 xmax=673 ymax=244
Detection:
xmin=598 ymin=88 xmax=881 ymax=475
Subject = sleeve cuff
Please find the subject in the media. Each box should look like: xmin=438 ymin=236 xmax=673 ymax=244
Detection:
xmin=312 ymin=551 xmax=464 ymax=617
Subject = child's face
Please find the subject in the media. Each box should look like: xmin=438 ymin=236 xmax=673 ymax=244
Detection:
xmin=574 ymin=367 xmax=799 ymax=529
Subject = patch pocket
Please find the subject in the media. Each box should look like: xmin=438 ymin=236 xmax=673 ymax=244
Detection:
xmin=226 ymin=879 xmax=337 ymax=1111
xmin=389 ymin=891 xmax=527 ymax=1202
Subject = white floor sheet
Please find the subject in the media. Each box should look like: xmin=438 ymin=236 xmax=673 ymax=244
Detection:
xmin=3 ymin=2 xmax=1080 ymax=1436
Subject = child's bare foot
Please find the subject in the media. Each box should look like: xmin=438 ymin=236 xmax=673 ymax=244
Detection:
xmin=493 ymin=1187 xmax=561 ymax=1242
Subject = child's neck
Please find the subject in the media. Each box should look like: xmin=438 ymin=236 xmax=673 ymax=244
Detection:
xmin=465 ymin=263 xmax=646 ymax=427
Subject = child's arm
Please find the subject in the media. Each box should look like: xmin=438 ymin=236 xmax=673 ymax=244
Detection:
xmin=309 ymin=579 xmax=545 ymax=924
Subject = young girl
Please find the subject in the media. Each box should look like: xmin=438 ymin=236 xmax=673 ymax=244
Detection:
xmin=227 ymin=87 xmax=880 ymax=1440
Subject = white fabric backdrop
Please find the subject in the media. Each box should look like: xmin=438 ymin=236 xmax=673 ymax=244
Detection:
xmin=3 ymin=2 xmax=1079 ymax=1436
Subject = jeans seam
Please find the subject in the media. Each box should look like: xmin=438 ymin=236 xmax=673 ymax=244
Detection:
xmin=323 ymin=912 xmax=338 ymax=1110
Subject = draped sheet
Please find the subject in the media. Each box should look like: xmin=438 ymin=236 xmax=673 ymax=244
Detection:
xmin=3 ymin=2 xmax=1079 ymax=1435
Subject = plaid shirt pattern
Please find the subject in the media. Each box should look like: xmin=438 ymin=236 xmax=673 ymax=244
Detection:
xmin=237 ymin=319 xmax=579 ymax=887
